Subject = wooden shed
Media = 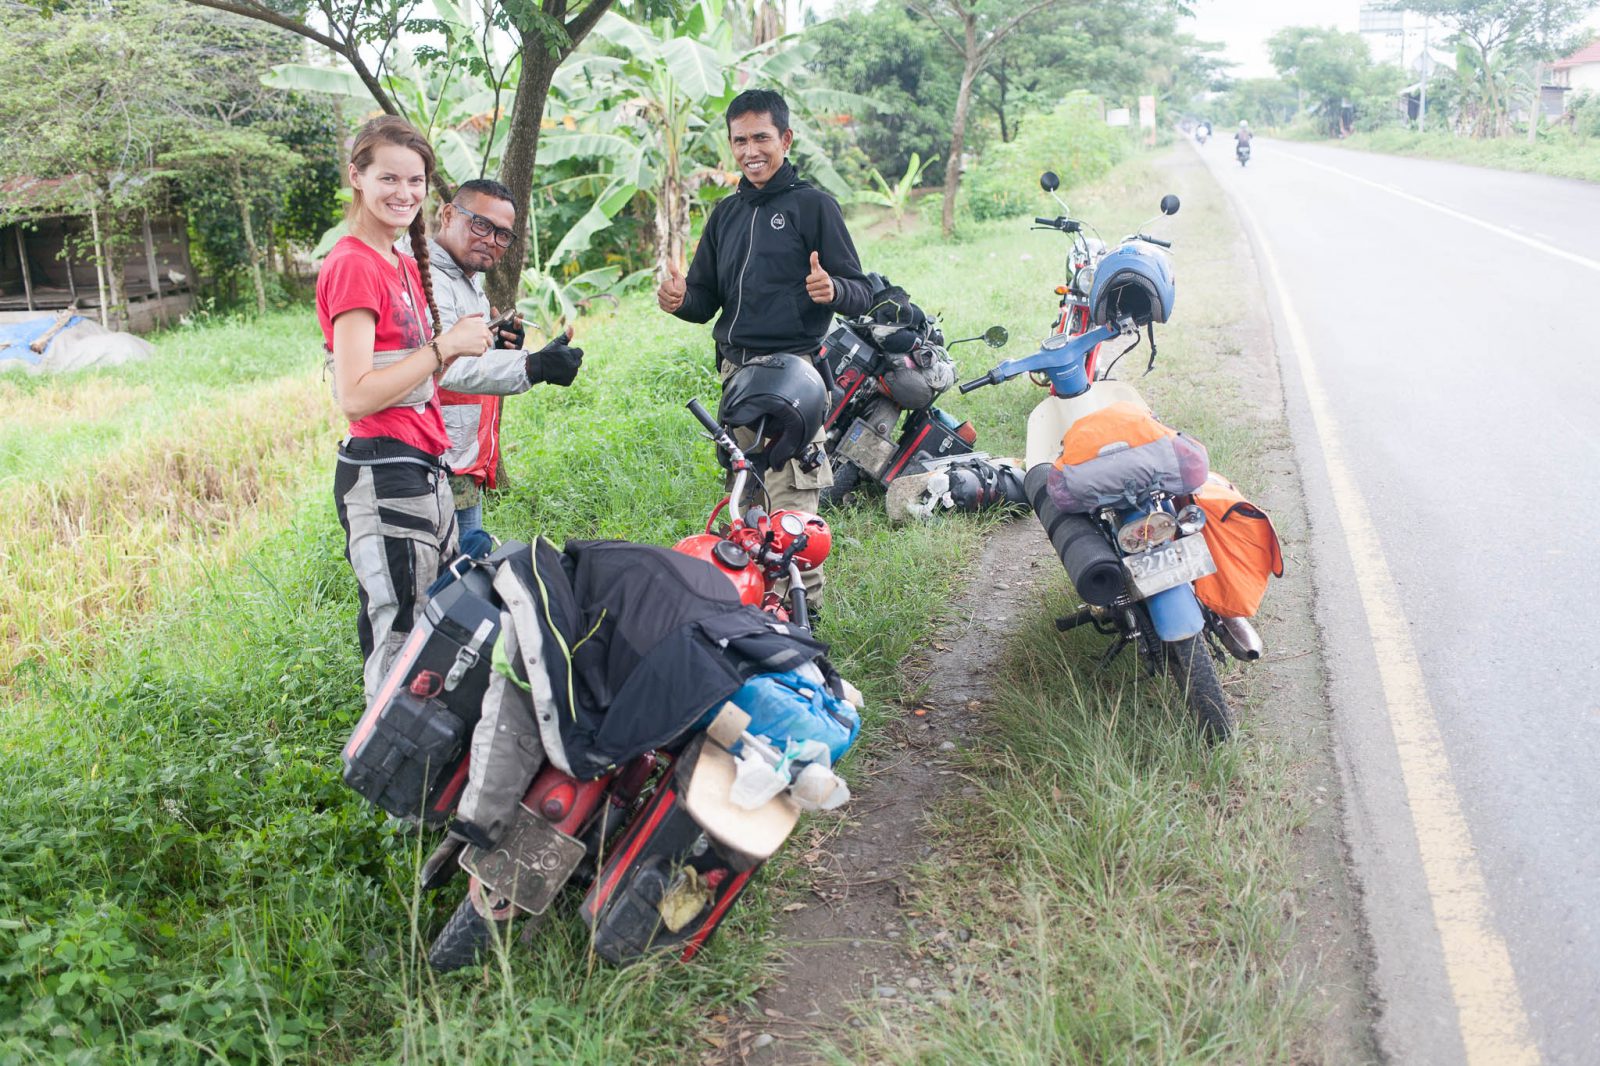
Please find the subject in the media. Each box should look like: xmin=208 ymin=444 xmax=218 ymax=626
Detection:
xmin=0 ymin=176 xmax=197 ymax=333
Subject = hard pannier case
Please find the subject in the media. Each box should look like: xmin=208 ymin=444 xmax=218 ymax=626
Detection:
xmin=340 ymin=556 xmax=507 ymax=825
xmin=1190 ymin=473 xmax=1283 ymax=618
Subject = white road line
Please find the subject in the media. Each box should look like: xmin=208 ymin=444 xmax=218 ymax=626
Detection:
xmin=1276 ymin=149 xmax=1600 ymax=274
xmin=1233 ymin=199 xmax=1542 ymax=1066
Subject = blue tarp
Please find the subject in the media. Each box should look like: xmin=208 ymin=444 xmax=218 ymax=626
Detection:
xmin=0 ymin=315 xmax=83 ymax=365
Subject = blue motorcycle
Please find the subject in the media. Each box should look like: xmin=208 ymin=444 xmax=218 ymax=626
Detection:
xmin=959 ymin=175 xmax=1263 ymax=740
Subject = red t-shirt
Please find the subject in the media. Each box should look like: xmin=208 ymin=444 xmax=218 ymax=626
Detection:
xmin=317 ymin=236 xmax=449 ymax=455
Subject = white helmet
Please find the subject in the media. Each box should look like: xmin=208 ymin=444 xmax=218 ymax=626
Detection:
xmin=1239 ymin=120 xmax=1249 ymax=129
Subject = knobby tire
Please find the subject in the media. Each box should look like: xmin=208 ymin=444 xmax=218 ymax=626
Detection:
xmin=427 ymin=893 xmax=509 ymax=972
xmin=1165 ymin=635 xmax=1234 ymax=741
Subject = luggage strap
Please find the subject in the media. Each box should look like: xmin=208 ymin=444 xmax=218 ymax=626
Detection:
xmin=445 ymin=618 xmax=497 ymax=692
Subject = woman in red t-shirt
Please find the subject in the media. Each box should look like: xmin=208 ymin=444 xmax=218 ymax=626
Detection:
xmin=320 ymin=115 xmax=493 ymax=702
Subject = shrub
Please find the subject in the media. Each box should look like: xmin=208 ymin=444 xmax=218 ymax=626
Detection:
xmin=960 ymin=94 xmax=1129 ymax=222
xmin=1571 ymin=91 xmax=1600 ymax=140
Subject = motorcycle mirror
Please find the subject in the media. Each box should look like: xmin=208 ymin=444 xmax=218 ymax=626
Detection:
xmin=948 ymin=326 xmax=1010 ymax=349
xmin=1039 ymin=171 xmax=1060 ymax=192
xmin=1160 ymin=194 xmax=1180 ymax=216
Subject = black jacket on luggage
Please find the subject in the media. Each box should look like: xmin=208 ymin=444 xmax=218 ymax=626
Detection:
xmin=499 ymin=538 xmax=831 ymax=780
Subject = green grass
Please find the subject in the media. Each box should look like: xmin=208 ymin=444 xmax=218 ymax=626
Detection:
xmin=0 ymin=151 xmax=1317 ymax=1063
xmin=0 ymin=309 xmax=325 ymax=485
xmin=1307 ymin=126 xmax=1600 ymax=184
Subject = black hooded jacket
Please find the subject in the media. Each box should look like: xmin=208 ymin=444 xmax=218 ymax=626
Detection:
xmin=673 ymin=160 xmax=872 ymax=353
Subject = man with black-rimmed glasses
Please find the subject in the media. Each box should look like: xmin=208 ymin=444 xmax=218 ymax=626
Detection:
xmin=419 ymin=178 xmax=585 ymax=539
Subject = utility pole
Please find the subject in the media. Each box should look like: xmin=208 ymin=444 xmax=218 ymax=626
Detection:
xmin=1419 ymin=15 xmax=1430 ymax=133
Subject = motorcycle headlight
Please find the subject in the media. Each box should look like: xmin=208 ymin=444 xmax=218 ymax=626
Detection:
xmin=1072 ymin=265 xmax=1095 ymax=296
xmin=1176 ymin=504 xmax=1206 ymax=536
xmin=1117 ymin=510 xmax=1177 ymax=554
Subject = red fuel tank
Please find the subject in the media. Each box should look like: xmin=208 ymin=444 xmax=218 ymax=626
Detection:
xmin=673 ymin=534 xmax=764 ymax=606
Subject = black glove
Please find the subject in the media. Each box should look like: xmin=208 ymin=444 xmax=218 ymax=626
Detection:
xmin=495 ymin=315 xmax=526 ymax=350
xmin=526 ymin=329 xmax=583 ymax=387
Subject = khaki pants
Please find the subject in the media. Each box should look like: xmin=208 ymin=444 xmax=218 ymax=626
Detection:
xmin=718 ymin=359 xmax=831 ymax=599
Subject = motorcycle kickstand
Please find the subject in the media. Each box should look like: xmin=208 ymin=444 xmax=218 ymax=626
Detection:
xmin=1097 ymin=635 xmax=1132 ymax=670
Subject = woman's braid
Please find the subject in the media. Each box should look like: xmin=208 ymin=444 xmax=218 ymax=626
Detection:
xmin=408 ymin=213 xmax=442 ymax=337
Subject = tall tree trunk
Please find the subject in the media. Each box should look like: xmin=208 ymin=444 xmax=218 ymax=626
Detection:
xmin=940 ymin=60 xmax=979 ymax=238
xmin=486 ymin=32 xmax=562 ymax=313
xmin=1527 ymin=62 xmax=1541 ymax=142
xmin=231 ymin=160 xmax=268 ymax=315
xmin=107 ymin=237 xmax=126 ymax=331
xmin=87 ymin=195 xmax=109 ymax=329
xmin=752 ymin=0 xmax=783 ymax=45
xmin=655 ymin=114 xmax=691 ymax=281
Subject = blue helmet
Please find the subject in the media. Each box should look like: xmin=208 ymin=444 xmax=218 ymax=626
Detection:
xmin=1089 ymin=243 xmax=1175 ymax=327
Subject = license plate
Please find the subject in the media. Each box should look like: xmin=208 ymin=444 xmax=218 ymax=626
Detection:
xmin=1122 ymin=535 xmax=1216 ymax=599
xmin=837 ymin=418 xmax=897 ymax=479
xmin=459 ymin=804 xmax=587 ymax=915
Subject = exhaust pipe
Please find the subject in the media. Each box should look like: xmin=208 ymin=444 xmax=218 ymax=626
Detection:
xmin=1215 ymin=616 xmax=1263 ymax=661
xmin=1024 ymin=465 xmax=1125 ymax=607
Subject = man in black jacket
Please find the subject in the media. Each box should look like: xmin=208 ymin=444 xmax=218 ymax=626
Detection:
xmin=657 ymin=88 xmax=872 ymax=601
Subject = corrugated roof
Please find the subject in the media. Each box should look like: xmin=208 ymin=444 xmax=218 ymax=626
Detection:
xmin=0 ymin=175 xmax=90 ymax=219
xmin=1554 ymin=40 xmax=1600 ymax=70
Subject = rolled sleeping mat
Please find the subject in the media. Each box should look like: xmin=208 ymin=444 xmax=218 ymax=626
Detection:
xmin=1023 ymin=464 xmax=1125 ymax=607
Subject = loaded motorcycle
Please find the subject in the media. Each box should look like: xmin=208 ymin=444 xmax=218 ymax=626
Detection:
xmin=958 ymin=173 xmax=1273 ymax=740
xmin=1036 ymin=170 xmax=1108 ymax=368
xmin=342 ymin=392 xmax=859 ymax=971
xmin=818 ymin=278 xmax=1015 ymax=509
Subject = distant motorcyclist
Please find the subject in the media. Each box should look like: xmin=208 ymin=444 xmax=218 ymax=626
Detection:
xmin=1234 ymin=121 xmax=1253 ymax=148
xmin=1195 ymin=122 xmax=1210 ymax=145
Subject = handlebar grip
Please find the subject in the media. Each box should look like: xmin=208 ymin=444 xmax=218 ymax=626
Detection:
xmin=686 ymin=398 xmax=721 ymax=434
xmin=1141 ymin=235 xmax=1173 ymax=249
xmin=1034 ymin=217 xmax=1056 ymax=226
xmin=959 ymin=374 xmax=991 ymax=395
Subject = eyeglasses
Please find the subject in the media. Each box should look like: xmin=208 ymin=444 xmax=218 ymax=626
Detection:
xmin=450 ymin=202 xmax=518 ymax=248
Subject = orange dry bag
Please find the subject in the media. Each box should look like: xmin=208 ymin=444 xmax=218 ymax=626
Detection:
xmin=1191 ymin=473 xmax=1283 ymax=618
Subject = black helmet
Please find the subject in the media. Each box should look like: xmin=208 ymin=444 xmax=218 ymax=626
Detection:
xmin=718 ymin=354 xmax=827 ymax=471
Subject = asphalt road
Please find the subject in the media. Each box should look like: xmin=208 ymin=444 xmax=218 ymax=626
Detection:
xmin=1196 ymin=137 xmax=1600 ymax=1065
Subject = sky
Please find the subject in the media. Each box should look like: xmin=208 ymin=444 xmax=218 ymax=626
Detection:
xmin=1182 ymin=1 xmax=1600 ymax=79
xmin=1183 ymin=0 xmax=1361 ymax=80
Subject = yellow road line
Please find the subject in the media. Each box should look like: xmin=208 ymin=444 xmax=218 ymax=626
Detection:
xmin=1234 ymin=200 xmax=1541 ymax=1066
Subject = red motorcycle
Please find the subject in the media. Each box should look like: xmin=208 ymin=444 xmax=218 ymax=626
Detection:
xmin=417 ymin=399 xmax=847 ymax=971
xmin=1037 ymin=170 xmax=1109 ymax=381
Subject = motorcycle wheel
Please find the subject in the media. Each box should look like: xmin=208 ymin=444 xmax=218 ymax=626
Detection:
xmin=1164 ymin=635 xmax=1234 ymax=742
xmin=427 ymin=893 xmax=511 ymax=972
xmin=819 ymin=460 xmax=863 ymax=508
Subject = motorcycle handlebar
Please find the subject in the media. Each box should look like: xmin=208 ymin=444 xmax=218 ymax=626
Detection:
xmin=1137 ymin=234 xmax=1172 ymax=249
xmin=1033 ymin=217 xmax=1081 ymax=232
xmin=686 ymin=398 xmax=721 ymax=435
xmin=959 ymin=373 xmax=993 ymax=395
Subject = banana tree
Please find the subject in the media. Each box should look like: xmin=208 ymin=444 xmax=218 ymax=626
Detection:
xmin=543 ymin=0 xmax=879 ymax=278
xmin=856 ymin=151 xmax=934 ymax=231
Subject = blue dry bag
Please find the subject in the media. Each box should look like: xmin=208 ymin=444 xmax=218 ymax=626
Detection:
xmin=724 ymin=671 xmax=861 ymax=764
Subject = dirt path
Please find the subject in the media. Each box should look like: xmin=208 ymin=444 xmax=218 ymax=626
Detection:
xmin=715 ymin=517 xmax=1055 ymax=1064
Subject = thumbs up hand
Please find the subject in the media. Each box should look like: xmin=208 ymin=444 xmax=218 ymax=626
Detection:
xmin=657 ymin=260 xmax=687 ymax=313
xmin=805 ymin=250 xmax=834 ymax=305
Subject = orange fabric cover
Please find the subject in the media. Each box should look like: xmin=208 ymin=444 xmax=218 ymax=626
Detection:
xmin=1191 ymin=472 xmax=1283 ymax=618
xmin=1054 ymin=402 xmax=1174 ymax=469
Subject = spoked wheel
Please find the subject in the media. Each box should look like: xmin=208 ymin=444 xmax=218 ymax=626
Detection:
xmin=1164 ymin=635 xmax=1234 ymax=742
xmin=427 ymin=885 xmax=514 ymax=972
xmin=819 ymin=460 xmax=863 ymax=508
